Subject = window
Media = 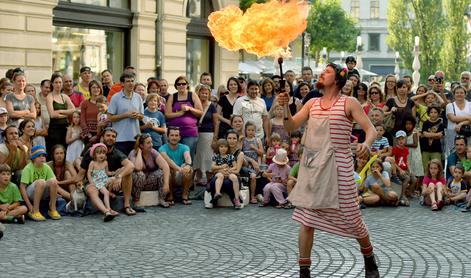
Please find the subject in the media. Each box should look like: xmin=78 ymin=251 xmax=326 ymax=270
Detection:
xmin=370 ymin=0 xmax=379 ymax=19
xmin=186 ymin=37 xmax=210 ymax=87
xmin=52 ymin=27 xmax=124 ymax=80
xmin=351 ymin=0 xmax=360 ymax=19
xmin=187 ymin=0 xmax=214 ymax=19
xmin=368 ymin=34 xmax=380 ymax=51
xmin=61 ymin=0 xmax=129 ymax=9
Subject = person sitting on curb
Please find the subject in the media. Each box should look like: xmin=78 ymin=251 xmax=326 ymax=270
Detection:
xmin=19 ymin=145 xmax=61 ymax=221
xmin=158 ymin=127 xmax=193 ymax=205
xmin=75 ymin=127 xmax=137 ymax=217
xmin=259 ymin=148 xmax=291 ymax=208
xmin=0 ymin=164 xmax=27 ymax=224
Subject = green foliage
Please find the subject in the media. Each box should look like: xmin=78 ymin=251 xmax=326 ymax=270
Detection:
xmin=239 ymin=0 xmax=267 ymax=11
xmin=306 ymin=0 xmax=360 ymax=60
xmin=441 ymin=0 xmax=470 ymax=80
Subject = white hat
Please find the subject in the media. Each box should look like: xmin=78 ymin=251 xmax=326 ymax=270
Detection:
xmin=272 ymin=148 xmax=289 ymax=165
xmin=0 ymin=107 xmax=7 ymax=115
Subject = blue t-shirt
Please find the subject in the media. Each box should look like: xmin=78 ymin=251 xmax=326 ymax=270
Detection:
xmin=108 ymin=91 xmax=144 ymax=142
xmin=446 ymin=152 xmax=460 ymax=180
xmin=159 ymin=143 xmax=190 ymax=167
xmin=143 ymin=108 xmax=166 ymax=149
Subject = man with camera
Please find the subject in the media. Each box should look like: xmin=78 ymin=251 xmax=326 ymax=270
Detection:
xmin=433 ymin=71 xmax=453 ymax=103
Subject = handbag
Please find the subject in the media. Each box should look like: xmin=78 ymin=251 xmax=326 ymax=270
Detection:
xmin=452 ymin=103 xmax=471 ymax=137
xmin=384 ymin=103 xmax=395 ymax=132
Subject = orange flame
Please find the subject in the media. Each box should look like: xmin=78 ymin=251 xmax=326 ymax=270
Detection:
xmin=208 ymin=0 xmax=308 ymax=58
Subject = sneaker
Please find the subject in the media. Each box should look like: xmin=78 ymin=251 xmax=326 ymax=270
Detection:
xmin=256 ymin=194 xmax=265 ymax=207
xmin=234 ymin=199 xmax=242 ymax=209
xmin=48 ymin=210 xmax=62 ymax=220
xmin=399 ymin=196 xmax=410 ymax=207
xmin=28 ymin=211 xmax=46 ymax=221
xmin=461 ymin=206 xmax=471 ymax=212
xmin=419 ymin=195 xmax=424 ymax=206
xmin=391 ymin=175 xmax=402 ymax=185
xmin=15 ymin=215 xmax=26 ymax=224
xmin=213 ymin=193 xmax=222 ymax=203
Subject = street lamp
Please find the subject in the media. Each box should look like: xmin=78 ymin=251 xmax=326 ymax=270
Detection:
xmin=412 ymin=36 xmax=420 ymax=91
xmin=340 ymin=51 xmax=345 ymax=66
xmin=394 ymin=51 xmax=400 ymax=80
xmin=305 ymin=33 xmax=311 ymax=68
xmin=356 ymin=35 xmax=363 ymax=71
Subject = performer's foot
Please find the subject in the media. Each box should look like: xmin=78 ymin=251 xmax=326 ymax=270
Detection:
xmin=364 ymin=254 xmax=379 ymax=278
xmin=299 ymin=268 xmax=310 ymax=278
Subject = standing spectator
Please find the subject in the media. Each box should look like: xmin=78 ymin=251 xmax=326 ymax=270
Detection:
xmin=199 ymin=72 xmax=217 ymax=96
xmin=233 ymin=80 xmax=270 ymax=142
xmin=74 ymin=66 xmax=92 ymax=99
xmin=261 ymin=78 xmax=276 ymax=111
xmin=147 ymin=80 xmax=165 ymax=112
xmin=445 ymin=85 xmax=471 ymax=155
xmin=0 ymin=80 xmax=13 ymax=108
xmin=0 ymin=126 xmax=28 ymax=184
xmin=0 ymin=108 xmax=8 ymax=144
xmin=134 ymin=83 xmax=147 ymax=104
xmin=46 ymin=73 xmax=75 ymax=155
xmin=293 ymin=82 xmax=311 ymax=102
xmin=79 ymin=80 xmax=103 ymax=144
xmin=128 ymin=134 xmax=170 ymax=207
xmin=193 ymin=84 xmax=219 ymax=185
xmin=101 ymin=69 xmax=114 ymax=98
xmin=24 ymin=84 xmax=35 ymax=97
xmin=108 ymin=71 xmax=144 ymax=156
xmin=383 ymin=74 xmax=397 ymax=100
xmin=158 ymin=79 xmax=170 ymax=101
xmin=237 ymin=76 xmax=247 ymax=96
xmin=356 ymin=83 xmax=368 ymax=105
xmin=433 ymin=71 xmax=453 ymax=103
xmin=284 ymin=70 xmax=296 ymax=85
xmin=141 ymin=93 xmax=166 ymax=151
xmin=363 ymin=85 xmax=384 ymax=115
xmin=165 ymin=76 xmax=203 ymax=160
xmin=403 ymin=75 xmax=414 ymax=97
xmin=65 ymin=111 xmax=84 ymax=163
xmin=217 ymin=77 xmax=240 ymax=139
xmin=341 ymin=80 xmax=354 ymax=96
xmin=5 ymin=71 xmax=36 ymax=126
xmin=36 ymin=79 xmax=50 ymax=128
xmin=158 ymin=127 xmax=193 ymax=205
xmin=383 ymin=79 xmax=416 ymax=134
xmin=461 ymin=71 xmax=471 ymax=98
xmin=301 ymin=66 xmax=315 ymax=86
xmin=345 ymin=56 xmax=360 ymax=77
xmin=63 ymin=74 xmax=84 ymax=108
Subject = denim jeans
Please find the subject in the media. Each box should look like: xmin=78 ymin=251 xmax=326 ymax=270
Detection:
xmin=181 ymin=136 xmax=198 ymax=162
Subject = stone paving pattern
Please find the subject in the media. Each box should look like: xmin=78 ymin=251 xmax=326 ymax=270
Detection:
xmin=1 ymin=199 xmax=470 ymax=278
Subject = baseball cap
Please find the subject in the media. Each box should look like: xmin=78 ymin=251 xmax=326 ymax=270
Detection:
xmin=80 ymin=66 xmax=91 ymax=74
xmin=0 ymin=107 xmax=8 ymax=115
xmin=395 ymin=130 xmax=407 ymax=138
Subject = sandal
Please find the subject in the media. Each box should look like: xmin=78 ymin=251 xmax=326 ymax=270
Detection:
xmin=283 ymin=202 xmax=295 ymax=209
xmin=431 ymin=202 xmax=438 ymax=211
xmin=103 ymin=211 xmax=115 ymax=222
xmin=182 ymin=199 xmax=192 ymax=205
xmin=250 ymin=197 xmax=258 ymax=204
xmin=123 ymin=206 xmax=136 ymax=216
xmin=110 ymin=210 xmax=119 ymax=216
xmin=159 ymin=200 xmax=170 ymax=208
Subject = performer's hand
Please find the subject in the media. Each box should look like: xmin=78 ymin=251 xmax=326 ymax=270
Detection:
xmin=356 ymin=143 xmax=370 ymax=159
xmin=277 ymin=93 xmax=290 ymax=106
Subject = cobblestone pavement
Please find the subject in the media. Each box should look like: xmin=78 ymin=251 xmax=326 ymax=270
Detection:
xmin=1 ymin=199 xmax=471 ymax=278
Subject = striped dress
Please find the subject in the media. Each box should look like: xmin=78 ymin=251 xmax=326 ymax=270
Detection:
xmin=292 ymin=95 xmax=369 ymax=239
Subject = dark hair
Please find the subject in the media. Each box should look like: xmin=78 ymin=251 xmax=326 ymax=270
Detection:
xmin=147 ymin=80 xmax=160 ymax=93
xmin=2 ymin=125 xmax=18 ymax=141
xmin=455 ymin=135 xmax=468 ymax=145
xmin=40 ymin=79 xmax=50 ymax=87
xmin=246 ymin=79 xmax=259 ymax=89
xmin=200 ymin=72 xmax=212 ymax=79
xmin=290 ymin=130 xmax=302 ymax=139
xmin=102 ymin=127 xmax=118 ymax=137
xmin=120 ymin=71 xmax=136 ymax=83
xmin=327 ymin=63 xmax=347 ymax=89
xmin=225 ymin=129 xmax=239 ymax=139
xmin=0 ymin=163 xmax=11 ymax=174
xmin=403 ymin=115 xmax=416 ymax=128
xmin=226 ymin=77 xmax=242 ymax=94
xmin=173 ymin=76 xmax=190 ymax=90
xmin=396 ymin=79 xmax=407 ymax=89
xmin=18 ymin=119 xmax=35 ymax=137
xmin=427 ymin=105 xmax=441 ymax=115
xmin=301 ymin=67 xmax=313 ymax=74
xmin=50 ymin=73 xmax=63 ymax=91
xmin=101 ymin=69 xmax=112 ymax=76
xmin=359 ymin=82 xmax=368 ymax=92
xmin=346 ymin=56 xmax=356 ymax=63
xmin=167 ymin=126 xmax=180 ymax=136
xmin=89 ymin=80 xmax=103 ymax=96
xmin=271 ymin=75 xmax=282 ymax=80
xmin=260 ymin=78 xmax=275 ymax=97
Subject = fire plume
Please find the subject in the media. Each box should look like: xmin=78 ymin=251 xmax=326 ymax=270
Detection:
xmin=208 ymin=1 xmax=308 ymax=58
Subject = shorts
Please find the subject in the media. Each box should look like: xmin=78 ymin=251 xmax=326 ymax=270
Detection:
xmin=26 ymin=179 xmax=52 ymax=201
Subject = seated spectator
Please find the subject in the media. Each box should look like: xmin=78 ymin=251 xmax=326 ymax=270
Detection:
xmin=230 ymin=115 xmax=244 ymax=144
xmin=47 ymin=144 xmax=77 ymax=202
xmin=0 ymin=126 xmax=28 ymax=184
xmin=370 ymin=124 xmax=392 ymax=159
xmin=288 ymin=131 xmax=302 ymax=166
xmin=259 ymin=149 xmax=291 ymax=208
xmin=207 ymin=130 xmax=245 ymax=209
xmin=0 ymin=164 xmax=27 ymax=224
xmin=211 ymin=139 xmax=241 ymax=209
xmin=19 ymin=145 xmax=61 ymax=221
xmin=421 ymin=159 xmax=446 ymax=211
xmin=287 ymin=146 xmax=303 ymax=198
xmin=76 ymin=127 xmax=136 ymax=216
xmin=158 ymin=127 xmax=193 ymax=205
xmin=141 ymin=93 xmax=166 ymax=151
xmin=266 ymin=133 xmax=282 ymax=165
xmin=446 ymin=135 xmax=467 ymax=180
xmin=18 ymin=119 xmax=35 ymax=153
xmin=241 ymin=121 xmax=263 ymax=164
xmin=445 ymin=163 xmax=468 ymax=205
xmin=361 ymin=159 xmax=398 ymax=206
xmin=128 ymin=134 xmax=170 ymax=208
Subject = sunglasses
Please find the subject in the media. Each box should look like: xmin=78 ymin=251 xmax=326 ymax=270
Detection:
xmin=176 ymin=83 xmax=187 ymax=86
xmin=370 ymin=91 xmax=380 ymax=95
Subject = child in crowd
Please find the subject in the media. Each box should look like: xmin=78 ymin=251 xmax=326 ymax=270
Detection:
xmin=288 ymin=130 xmax=302 ymax=166
xmin=142 ymin=93 xmax=167 ymax=150
xmin=242 ymin=121 xmax=263 ymax=164
xmin=230 ymin=115 xmax=245 ymax=148
xmin=460 ymin=146 xmax=471 ymax=173
xmin=87 ymin=143 xmax=119 ymax=221
xmin=421 ymin=159 xmax=446 ymax=211
xmin=404 ymin=117 xmax=423 ymax=193
xmin=66 ymin=110 xmax=84 ymax=163
xmin=270 ymin=104 xmax=290 ymax=143
xmin=0 ymin=108 xmax=8 ymax=144
xmin=260 ymin=148 xmax=291 ymax=208
xmin=287 ymin=146 xmax=303 ymax=207
xmin=391 ymin=130 xmax=414 ymax=206
xmin=19 ymin=145 xmax=61 ymax=221
xmin=211 ymin=139 xmax=241 ymax=209
xmin=95 ymin=95 xmax=110 ymax=137
xmin=420 ymin=106 xmax=444 ymax=174
xmin=266 ymin=133 xmax=282 ymax=165
xmin=0 ymin=164 xmax=27 ymax=223
xmin=370 ymin=124 xmax=392 ymax=159
xmin=362 ymin=159 xmax=398 ymax=206
xmin=445 ymin=163 xmax=468 ymax=205
xmin=33 ymin=102 xmax=47 ymax=147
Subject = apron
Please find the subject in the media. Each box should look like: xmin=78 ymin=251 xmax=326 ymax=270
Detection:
xmin=288 ymin=115 xmax=340 ymax=209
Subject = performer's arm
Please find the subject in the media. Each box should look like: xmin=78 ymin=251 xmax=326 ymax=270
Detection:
xmin=282 ymin=98 xmax=313 ymax=132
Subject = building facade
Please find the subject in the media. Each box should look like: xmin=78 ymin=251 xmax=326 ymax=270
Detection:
xmin=0 ymin=0 xmax=239 ymax=87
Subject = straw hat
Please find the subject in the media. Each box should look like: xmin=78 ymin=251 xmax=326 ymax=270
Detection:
xmin=272 ymin=148 xmax=289 ymax=165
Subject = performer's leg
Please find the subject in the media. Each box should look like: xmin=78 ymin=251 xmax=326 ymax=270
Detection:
xmin=357 ymin=235 xmax=379 ymax=278
xmin=298 ymin=224 xmax=314 ymax=277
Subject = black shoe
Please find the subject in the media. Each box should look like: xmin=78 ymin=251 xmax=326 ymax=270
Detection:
xmin=299 ymin=268 xmax=311 ymax=278
xmin=0 ymin=230 xmax=3 ymax=240
xmin=131 ymin=205 xmax=146 ymax=213
xmin=15 ymin=215 xmax=26 ymax=224
xmin=364 ymin=254 xmax=380 ymax=278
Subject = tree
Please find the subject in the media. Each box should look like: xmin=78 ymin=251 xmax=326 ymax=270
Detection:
xmin=306 ymin=0 xmax=360 ymax=61
xmin=387 ymin=0 xmax=445 ymax=83
xmin=441 ymin=0 xmax=470 ymax=80
xmin=239 ymin=0 xmax=266 ymax=11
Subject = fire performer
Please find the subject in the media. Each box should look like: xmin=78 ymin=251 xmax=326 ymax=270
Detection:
xmin=278 ymin=63 xmax=380 ymax=278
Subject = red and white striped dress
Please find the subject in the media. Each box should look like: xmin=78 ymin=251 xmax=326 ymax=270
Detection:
xmin=292 ymin=95 xmax=368 ymax=239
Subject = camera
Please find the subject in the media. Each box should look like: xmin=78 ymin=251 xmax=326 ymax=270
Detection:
xmin=434 ymin=76 xmax=443 ymax=84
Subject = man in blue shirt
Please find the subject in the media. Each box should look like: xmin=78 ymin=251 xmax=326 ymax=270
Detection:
xmin=446 ymin=136 xmax=467 ymax=180
xmin=159 ymin=127 xmax=193 ymax=205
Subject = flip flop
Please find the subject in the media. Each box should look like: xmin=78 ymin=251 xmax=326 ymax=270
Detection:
xmin=182 ymin=199 xmax=192 ymax=205
xmin=103 ymin=211 xmax=115 ymax=222
xmin=123 ymin=206 xmax=136 ymax=216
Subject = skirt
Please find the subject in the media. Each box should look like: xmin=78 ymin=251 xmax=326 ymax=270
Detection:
xmin=193 ymin=132 xmax=214 ymax=173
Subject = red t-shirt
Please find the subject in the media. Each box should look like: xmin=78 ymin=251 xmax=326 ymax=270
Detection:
xmin=392 ymin=146 xmax=409 ymax=170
